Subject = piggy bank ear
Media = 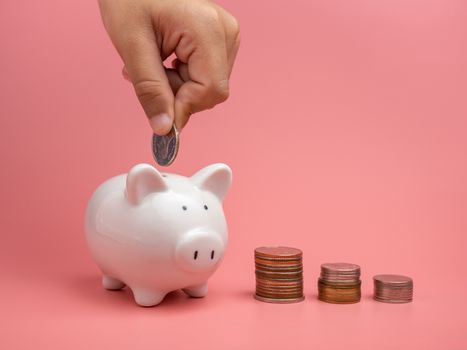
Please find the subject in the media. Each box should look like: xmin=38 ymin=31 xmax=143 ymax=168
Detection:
xmin=126 ymin=164 xmax=168 ymax=205
xmin=191 ymin=163 xmax=232 ymax=201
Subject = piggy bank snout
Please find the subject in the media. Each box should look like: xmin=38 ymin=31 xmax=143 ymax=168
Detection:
xmin=175 ymin=231 xmax=225 ymax=273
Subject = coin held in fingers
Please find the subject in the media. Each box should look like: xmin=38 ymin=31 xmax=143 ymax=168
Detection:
xmin=152 ymin=125 xmax=179 ymax=166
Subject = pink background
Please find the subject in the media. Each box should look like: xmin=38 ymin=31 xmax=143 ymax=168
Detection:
xmin=1 ymin=0 xmax=466 ymax=348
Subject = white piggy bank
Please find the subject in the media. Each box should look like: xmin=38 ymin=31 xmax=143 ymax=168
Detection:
xmin=85 ymin=163 xmax=232 ymax=307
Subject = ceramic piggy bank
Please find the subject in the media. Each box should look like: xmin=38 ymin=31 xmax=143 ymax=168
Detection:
xmin=85 ymin=163 xmax=232 ymax=306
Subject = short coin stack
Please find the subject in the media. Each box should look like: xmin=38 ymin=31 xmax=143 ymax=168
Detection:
xmin=373 ymin=274 xmax=413 ymax=303
xmin=254 ymin=246 xmax=304 ymax=303
xmin=318 ymin=263 xmax=361 ymax=304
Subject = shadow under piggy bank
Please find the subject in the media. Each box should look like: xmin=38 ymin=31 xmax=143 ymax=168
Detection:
xmin=70 ymin=272 xmax=215 ymax=312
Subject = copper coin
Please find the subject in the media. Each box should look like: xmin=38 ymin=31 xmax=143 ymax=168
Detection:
xmin=255 ymin=268 xmax=303 ymax=275
xmin=255 ymin=262 xmax=302 ymax=268
xmin=255 ymin=290 xmax=304 ymax=298
xmin=257 ymin=290 xmax=304 ymax=296
xmin=321 ymin=271 xmax=360 ymax=278
xmin=256 ymin=284 xmax=303 ymax=291
xmin=255 ymin=264 xmax=303 ymax=272
xmin=255 ymin=275 xmax=303 ymax=281
xmin=255 ymin=269 xmax=303 ymax=276
xmin=254 ymin=294 xmax=305 ymax=304
xmin=256 ymin=289 xmax=304 ymax=296
xmin=256 ymin=278 xmax=303 ymax=286
xmin=256 ymin=265 xmax=302 ymax=271
xmin=319 ymin=287 xmax=361 ymax=295
xmin=318 ymin=277 xmax=361 ymax=304
xmin=256 ymin=284 xmax=303 ymax=290
xmin=319 ymin=298 xmax=360 ymax=304
xmin=254 ymin=253 xmax=302 ymax=260
xmin=255 ymin=246 xmax=302 ymax=259
xmin=256 ymin=282 xmax=303 ymax=288
xmin=319 ymin=291 xmax=361 ymax=303
xmin=318 ymin=279 xmax=361 ymax=288
xmin=255 ymin=273 xmax=303 ymax=281
xmin=256 ymin=278 xmax=303 ymax=285
xmin=254 ymin=257 xmax=302 ymax=263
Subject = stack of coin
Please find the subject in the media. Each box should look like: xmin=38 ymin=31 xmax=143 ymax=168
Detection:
xmin=373 ymin=274 xmax=413 ymax=303
xmin=254 ymin=246 xmax=304 ymax=303
xmin=318 ymin=263 xmax=361 ymax=304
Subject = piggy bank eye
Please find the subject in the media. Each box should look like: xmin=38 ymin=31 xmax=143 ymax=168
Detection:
xmin=182 ymin=206 xmax=187 ymax=211
xmin=204 ymin=205 xmax=208 ymax=210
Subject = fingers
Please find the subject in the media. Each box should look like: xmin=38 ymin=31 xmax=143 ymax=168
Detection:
xmin=211 ymin=4 xmax=241 ymax=76
xmin=102 ymin=0 xmax=240 ymax=134
xmin=171 ymin=59 xmax=190 ymax=82
xmin=123 ymin=65 xmax=185 ymax=95
xmin=169 ymin=6 xmax=240 ymax=130
xmin=107 ymin=14 xmax=175 ymax=135
xmin=172 ymin=12 xmax=231 ymax=130
xmin=165 ymin=68 xmax=184 ymax=94
xmin=122 ymin=66 xmax=130 ymax=81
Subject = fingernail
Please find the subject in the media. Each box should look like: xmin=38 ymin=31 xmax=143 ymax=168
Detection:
xmin=149 ymin=113 xmax=172 ymax=135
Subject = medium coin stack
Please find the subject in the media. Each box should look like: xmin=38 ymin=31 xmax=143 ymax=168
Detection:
xmin=254 ymin=246 xmax=304 ymax=303
xmin=318 ymin=263 xmax=361 ymax=304
xmin=373 ymin=274 xmax=413 ymax=303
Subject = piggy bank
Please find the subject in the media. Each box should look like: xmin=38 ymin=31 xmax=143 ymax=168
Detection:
xmin=85 ymin=163 xmax=232 ymax=306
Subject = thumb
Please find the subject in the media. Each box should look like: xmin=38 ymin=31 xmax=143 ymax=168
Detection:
xmin=115 ymin=30 xmax=174 ymax=135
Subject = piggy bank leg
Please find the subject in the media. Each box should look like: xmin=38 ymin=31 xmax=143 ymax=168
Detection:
xmin=182 ymin=283 xmax=208 ymax=298
xmin=132 ymin=288 xmax=166 ymax=307
xmin=102 ymin=275 xmax=125 ymax=290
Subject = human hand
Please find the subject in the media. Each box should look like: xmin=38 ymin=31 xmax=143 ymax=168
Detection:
xmin=98 ymin=0 xmax=240 ymax=135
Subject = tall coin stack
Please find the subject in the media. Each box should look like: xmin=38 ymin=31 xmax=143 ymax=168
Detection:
xmin=254 ymin=246 xmax=304 ymax=304
xmin=373 ymin=274 xmax=413 ymax=303
xmin=318 ymin=263 xmax=361 ymax=304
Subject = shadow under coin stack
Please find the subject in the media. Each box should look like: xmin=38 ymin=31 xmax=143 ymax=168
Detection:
xmin=254 ymin=246 xmax=304 ymax=303
xmin=318 ymin=263 xmax=361 ymax=304
xmin=373 ymin=274 xmax=413 ymax=303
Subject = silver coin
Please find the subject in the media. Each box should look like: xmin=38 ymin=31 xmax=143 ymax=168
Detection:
xmin=152 ymin=125 xmax=179 ymax=166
